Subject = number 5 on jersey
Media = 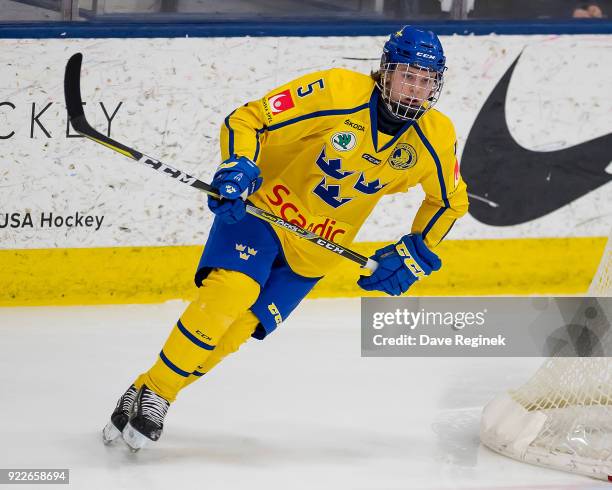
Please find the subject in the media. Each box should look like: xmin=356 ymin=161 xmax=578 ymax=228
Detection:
xmin=297 ymin=78 xmax=325 ymax=98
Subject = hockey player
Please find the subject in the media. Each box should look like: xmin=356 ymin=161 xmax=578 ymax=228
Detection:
xmin=103 ymin=25 xmax=469 ymax=450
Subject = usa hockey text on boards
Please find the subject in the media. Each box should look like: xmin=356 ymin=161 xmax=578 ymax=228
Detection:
xmin=0 ymin=212 xmax=104 ymax=231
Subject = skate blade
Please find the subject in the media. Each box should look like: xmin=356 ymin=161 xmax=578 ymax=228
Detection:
xmin=122 ymin=421 xmax=149 ymax=452
xmin=102 ymin=420 xmax=122 ymax=445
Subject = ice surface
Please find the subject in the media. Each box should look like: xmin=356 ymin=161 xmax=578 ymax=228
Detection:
xmin=0 ymin=299 xmax=609 ymax=490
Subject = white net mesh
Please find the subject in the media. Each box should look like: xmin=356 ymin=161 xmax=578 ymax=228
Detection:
xmin=481 ymin=231 xmax=612 ymax=481
xmin=589 ymin=229 xmax=612 ymax=297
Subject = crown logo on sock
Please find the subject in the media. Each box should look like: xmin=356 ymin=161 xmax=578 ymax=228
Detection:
xmin=236 ymin=243 xmax=258 ymax=261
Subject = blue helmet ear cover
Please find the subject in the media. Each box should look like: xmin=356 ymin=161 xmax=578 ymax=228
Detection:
xmin=382 ymin=26 xmax=446 ymax=73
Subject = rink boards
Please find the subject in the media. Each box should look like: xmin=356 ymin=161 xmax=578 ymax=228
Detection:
xmin=0 ymin=237 xmax=606 ymax=306
xmin=0 ymin=33 xmax=610 ymax=305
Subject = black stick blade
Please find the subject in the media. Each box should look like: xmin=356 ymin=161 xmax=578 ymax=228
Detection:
xmin=62 ymin=52 xmax=141 ymax=160
xmin=65 ymin=53 xmax=85 ymax=120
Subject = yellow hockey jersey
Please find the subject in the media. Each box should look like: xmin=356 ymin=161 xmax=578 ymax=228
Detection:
xmin=220 ymin=68 xmax=469 ymax=278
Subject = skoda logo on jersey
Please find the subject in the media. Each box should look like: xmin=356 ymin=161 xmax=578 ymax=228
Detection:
xmin=331 ymin=132 xmax=356 ymax=152
xmin=344 ymin=119 xmax=365 ymax=132
xmin=387 ymin=143 xmax=417 ymax=170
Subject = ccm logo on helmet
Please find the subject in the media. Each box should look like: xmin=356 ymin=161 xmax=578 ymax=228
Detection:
xmin=416 ymin=52 xmax=436 ymax=60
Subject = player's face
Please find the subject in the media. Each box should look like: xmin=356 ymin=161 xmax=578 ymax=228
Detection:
xmin=387 ymin=64 xmax=437 ymax=108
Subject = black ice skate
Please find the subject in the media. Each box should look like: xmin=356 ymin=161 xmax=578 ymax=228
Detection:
xmin=102 ymin=384 xmax=137 ymax=444
xmin=122 ymin=384 xmax=170 ymax=452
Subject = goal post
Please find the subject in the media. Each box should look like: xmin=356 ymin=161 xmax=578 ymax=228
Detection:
xmin=480 ymin=231 xmax=612 ymax=482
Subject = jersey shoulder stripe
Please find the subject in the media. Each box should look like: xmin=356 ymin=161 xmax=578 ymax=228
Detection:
xmin=267 ymin=102 xmax=370 ymax=132
xmin=413 ymin=122 xmax=450 ymax=208
xmin=224 ymin=108 xmax=238 ymax=157
xmin=422 ymin=206 xmax=448 ymax=240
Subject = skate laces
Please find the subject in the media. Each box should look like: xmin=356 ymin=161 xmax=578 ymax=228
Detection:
xmin=140 ymin=387 xmax=170 ymax=427
xmin=120 ymin=385 xmax=137 ymax=412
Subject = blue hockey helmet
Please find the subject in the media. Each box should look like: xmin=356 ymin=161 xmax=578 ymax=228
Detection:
xmin=382 ymin=26 xmax=446 ymax=73
xmin=378 ymin=26 xmax=447 ymax=121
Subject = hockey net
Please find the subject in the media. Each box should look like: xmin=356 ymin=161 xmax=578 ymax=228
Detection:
xmin=480 ymin=231 xmax=612 ymax=481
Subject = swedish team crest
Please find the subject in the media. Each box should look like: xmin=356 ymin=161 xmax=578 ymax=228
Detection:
xmin=331 ymin=132 xmax=356 ymax=152
xmin=387 ymin=143 xmax=418 ymax=170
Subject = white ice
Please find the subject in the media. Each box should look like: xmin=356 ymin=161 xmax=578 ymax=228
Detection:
xmin=0 ymin=298 xmax=609 ymax=490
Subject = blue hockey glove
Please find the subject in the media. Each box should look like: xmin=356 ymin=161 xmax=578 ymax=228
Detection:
xmin=207 ymin=156 xmax=263 ymax=224
xmin=208 ymin=197 xmax=248 ymax=224
xmin=357 ymin=233 xmax=441 ymax=296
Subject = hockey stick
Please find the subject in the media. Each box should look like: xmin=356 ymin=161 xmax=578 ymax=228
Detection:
xmin=64 ymin=53 xmax=378 ymax=272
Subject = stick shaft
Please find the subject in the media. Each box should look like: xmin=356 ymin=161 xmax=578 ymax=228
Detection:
xmin=64 ymin=53 xmax=377 ymax=271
